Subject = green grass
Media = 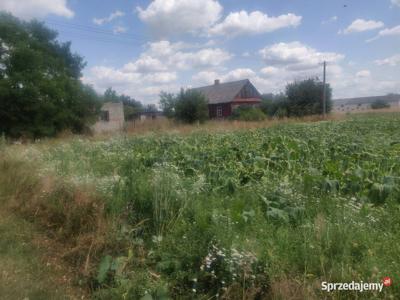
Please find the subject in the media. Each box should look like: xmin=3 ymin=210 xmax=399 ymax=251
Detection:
xmin=2 ymin=113 xmax=400 ymax=299
xmin=0 ymin=212 xmax=81 ymax=300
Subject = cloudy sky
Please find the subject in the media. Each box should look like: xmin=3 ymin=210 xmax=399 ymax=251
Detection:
xmin=1 ymin=0 xmax=400 ymax=103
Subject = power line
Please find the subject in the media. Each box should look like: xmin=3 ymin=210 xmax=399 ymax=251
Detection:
xmin=46 ymin=17 xmax=150 ymax=40
xmin=53 ymin=27 xmax=144 ymax=46
xmin=45 ymin=18 xmax=149 ymax=45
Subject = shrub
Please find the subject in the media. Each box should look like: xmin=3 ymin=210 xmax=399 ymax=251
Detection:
xmin=285 ymin=78 xmax=332 ymax=117
xmin=230 ymin=106 xmax=266 ymax=121
xmin=371 ymin=99 xmax=390 ymax=110
xmin=159 ymin=92 xmax=177 ymax=119
xmin=159 ymin=89 xmax=209 ymax=123
xmin=174 ymin=89 xmax=209 ymax=124
xmin=260 ymin=94 xmax=288 ymax=118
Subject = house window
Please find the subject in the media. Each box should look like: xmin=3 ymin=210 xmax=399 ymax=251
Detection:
xmin=100 ymin=110 xmax=109 ymax=122
xmin=216 ymin=106 xmax=223 ymax=117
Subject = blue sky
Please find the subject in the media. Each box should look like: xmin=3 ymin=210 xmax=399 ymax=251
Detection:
xmin=1 ymin=0 xmax=400 ymax=104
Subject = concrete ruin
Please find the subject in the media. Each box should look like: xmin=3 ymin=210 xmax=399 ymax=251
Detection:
xmin=92 ymin=102 xmax=125 ymax=133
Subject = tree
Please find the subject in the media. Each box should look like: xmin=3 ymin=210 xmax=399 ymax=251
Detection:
xmin=174 ymin=89 xmax=208 ymax=123
xmin=160 ymin=89 xmax=208 ymax=123
xmin=0 ymin=13 xmax=100 ymax=138
xmin=159 ymin=91 xmax=177 ymax=119
xmin=145 ymin=104 xmax=158 ymax=113
xmin=260 ymin=93 xmax=288 ymax=118
xmin=285 ymin=78 xmax=332 ymax=117
xmin=371 ymin=99 xmax=390 ymax=110
xmin=103 ymin=88 xmax=143 ymax=120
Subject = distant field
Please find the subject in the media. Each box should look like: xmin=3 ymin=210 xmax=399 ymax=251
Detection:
xmin=1 ymin=113 xmax=400 ymax=299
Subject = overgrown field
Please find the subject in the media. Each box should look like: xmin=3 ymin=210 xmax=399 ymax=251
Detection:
xmin=1 ymin=113 xmax=400 ymax=299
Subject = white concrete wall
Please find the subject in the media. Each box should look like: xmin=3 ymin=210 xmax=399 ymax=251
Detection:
xmin=333 ymin=99 xmax=400 ymax=113
xmin=92 ymin=102 xmax=125 ymax=133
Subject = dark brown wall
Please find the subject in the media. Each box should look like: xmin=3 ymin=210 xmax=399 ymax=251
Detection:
xmin=208 ymin=103 xmax=232 ymax=118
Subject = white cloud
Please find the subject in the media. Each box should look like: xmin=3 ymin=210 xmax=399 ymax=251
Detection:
xmin=143 ymin=40 xmax=232 ymax=70
xmin=260 ymin=66 xmax=280 ymax=77
xmin=123 ymin=56 xmax=167 ymax=73
xmin=192 ymin=71 xmax=220 ymax=85
xmin=83 ymin=65 xmax=178 ymax=102
xmin=259 ymin=42 xmax=344 ymax=71
xmin=93 ymin=10 xmax=125 ymax=25
xmin=191 ymin=43 xmax=346 ymax=96
xmin=137 ymin=0 xmax=223 ymax=36
xmin=340 ymin=19 xmax=384 ymax=34
xmin=392 ymin=0 xmax=400 ymax=7
xmin=322 ymin=16 xmax=338 ymax=25
xmin=223 ymin=68 xmax=256 ymax=81
xmin=356 ymin=70 xmax=371 ymax=78
xmin=143 ymin=72 xmax=177 ymax=84
xmin=170 ymin=48 xmax=232 ymax=70
xmin=113 ymin=26 xmax=128 ymax=34
xmin=377 ymin=25 xmax=400 ymax=36
xmin=0 ymin=0 xmax=74 ymax=20
xmin=367 ymin=25 xmax=400 ymax=42
xmin=332 ymin=73 xmax=400 ymax=98
xmin=208 ymin=10 xmax=302 ymax=37
xmin=84 ymin=40 xmax=232 ymax=102
xmin=375 ymin=54 xmax=400 ymax=66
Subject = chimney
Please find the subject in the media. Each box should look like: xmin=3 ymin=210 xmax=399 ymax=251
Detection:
xmin=214 ymin=79 xmax=220 ymax=85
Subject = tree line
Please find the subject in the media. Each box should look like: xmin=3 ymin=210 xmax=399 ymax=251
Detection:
xmin=160 ymin=78 xmax=333 ymax=123
xmin=1 ymin=12 xmax=333 ymax=138
xmin=0 ymin=13 xmax=153 ymax=139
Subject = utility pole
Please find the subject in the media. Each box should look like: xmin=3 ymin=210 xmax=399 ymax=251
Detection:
xmin=323 ymin=61 xmax=327 ymax=119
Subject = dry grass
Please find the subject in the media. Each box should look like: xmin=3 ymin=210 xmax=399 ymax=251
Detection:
xmin=38 ymin=111 xmax=399 ymax=144
xmin=121 ymin=114 xmax=345 ymax=137
xmin=334 ymin=106 xmax=400 ymax=115
xmin=0 ymin=155 xmax=121 ymax=287
xmin=0 ymin=211 xmax=88 ymax=300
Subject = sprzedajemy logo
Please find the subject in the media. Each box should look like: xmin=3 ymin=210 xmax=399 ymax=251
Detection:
xmin=321 ymin=277 xmax=392 ymax=293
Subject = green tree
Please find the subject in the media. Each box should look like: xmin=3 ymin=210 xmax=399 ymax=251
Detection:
xmin=103 ymin=88 xmax=143 ymax=120
xmin=260 ymin=93 xmax=288 ymax=118
xmin=0 ymin=13 xmax=100 ymax=138
xmin=371 ymin=99 xmax=390 ymax=110
xmin=159 ymin=91 xmax=177 ymax=119
xmin=285 ymin=78 xmax=332 ymax=117
xmin=174 ymin=89 xmax=209 ymax=123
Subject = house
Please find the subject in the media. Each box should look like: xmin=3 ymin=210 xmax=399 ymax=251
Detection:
xmin=192 ymin=79 xmax=262 ymax=118
xmin=92 ymin=102 xmax=125 ymax=133
xmin=333 ymin=94 xmax=400 ymax=112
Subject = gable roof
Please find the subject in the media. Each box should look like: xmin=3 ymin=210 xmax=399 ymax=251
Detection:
xmin=192 ymin=79 xmax=258 ymax=104
xmin=334 ymin=94 xmax=400 ymax=106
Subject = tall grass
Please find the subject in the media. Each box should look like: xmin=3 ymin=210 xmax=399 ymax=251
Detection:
xmin=0 ymin=151 xmax=120 ymax=284
xmin=1 ymin=113 xmax=400 ymax=299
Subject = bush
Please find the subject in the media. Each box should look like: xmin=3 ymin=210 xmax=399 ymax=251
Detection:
xmin=230 ymin=106 xmax=266 ymax=121
xmin=159 ymin=92 xmax=177 ymax=119
xmin=285 ymin=78 xmax=332 ymax=117
xmin=371 ymin=99 xmax=390 ymax=110
xmin=160 ymin=89 xmax=209 ymax=124
xmin=260 ymin=94 xmax=288 ymax=118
